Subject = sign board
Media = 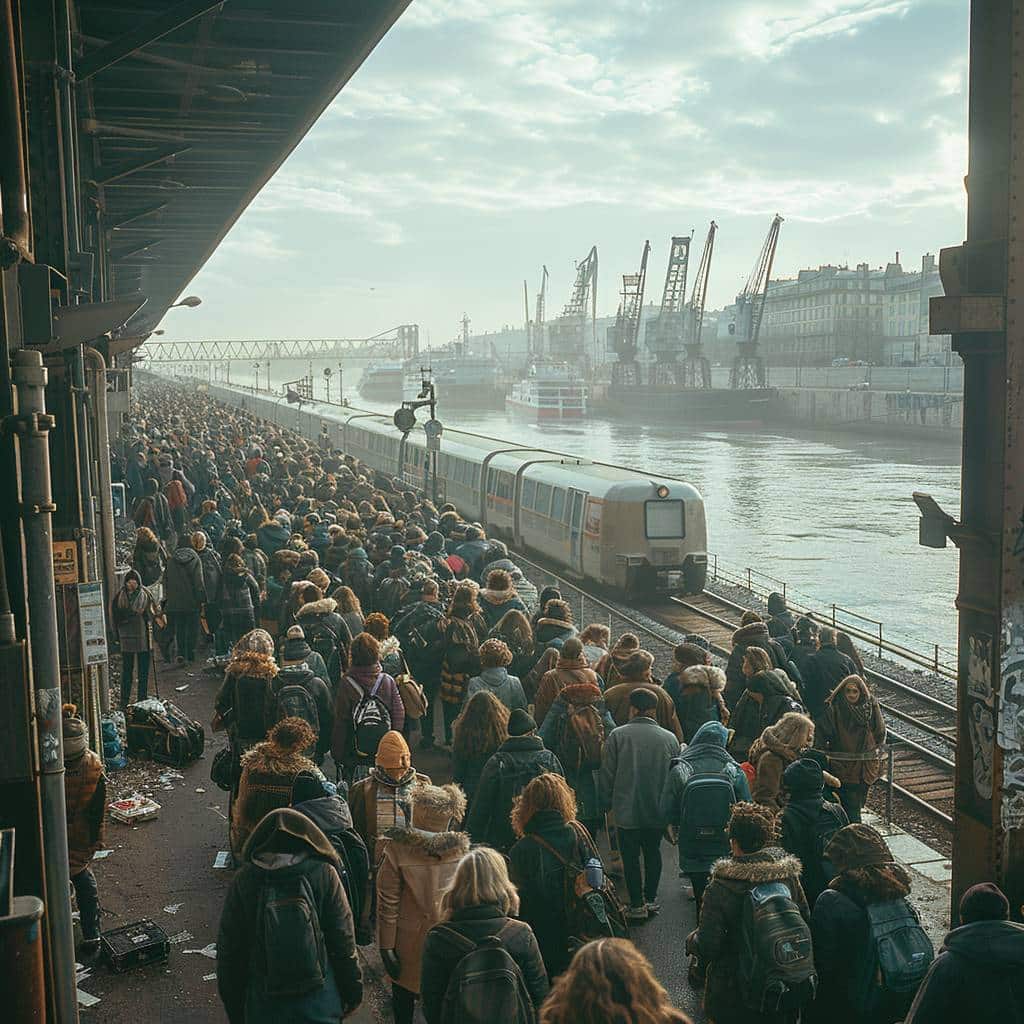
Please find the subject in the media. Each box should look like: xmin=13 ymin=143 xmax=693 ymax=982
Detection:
xmin=52 ymin=540 xmax=79 ymax=585
xmin=78 ymin=582 xmax=108 ymax=667
xmin=111 ymin=482 xmax=127 ymax=519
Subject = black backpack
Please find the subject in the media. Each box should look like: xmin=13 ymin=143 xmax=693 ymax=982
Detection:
xmin=850 ymin=899 xmax=933 ymax=1017
xmin=813 ymin=802 xmax=847 ymax=888
xmin=273 ymin=677 xmax=320 ymax=738
xmin=348 ymin=675 xmax=391 ymax=760
xmin=256 ymin=872 xmax=326 ymax=997
xmin=393 ymin=603 xmax=444 ymax=660
xmin=436 ymin=923 xmax=536 ymax=1024
xmin=678 ymin=768 xmax=736 ymax=862
xmin=304 ymin=621 xmax=340 ymax=678
xmin=375 ymin=574 xmax=410 ymax=618
xmin=738 ymin=881 xmax=817 ymax=1014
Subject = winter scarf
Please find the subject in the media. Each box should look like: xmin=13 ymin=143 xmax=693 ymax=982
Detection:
xmin=370 ymin=766 xmax=419 ymax=838
xmin=117 ymin=582 xmax=150 ymax=616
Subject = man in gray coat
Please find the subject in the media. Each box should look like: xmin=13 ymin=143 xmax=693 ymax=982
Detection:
xmin=599 ymin=687 xmax=680 ymax=922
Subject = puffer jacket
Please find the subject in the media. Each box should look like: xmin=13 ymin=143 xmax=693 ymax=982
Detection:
xmin=693 ymin=851 xmax=808 ymax=1024
xmin=65 ymin=749 xmax=106 ymax=875
xmin=218 ymin=564 xmax=260 ymax=619
xmin=728 ymin=669 xmax=803 ymax=762
xmin=217 ymin=808 xmax=361 ymax=1024
xmin=163 ymin=546 xmax=207 ymax=613
xmin=534 ymin=657 xmax=600 ymax=726
xmin=465 ymin=666 xmax=528 ymax=712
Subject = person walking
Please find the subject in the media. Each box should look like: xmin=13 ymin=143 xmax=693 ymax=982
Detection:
xmin=599 ymin=688 xmax=679 ymax=923
xmin=420 ymin=847 xmax=549 ymax=1023
xmin=390 ymin=579 xmax=446 ymax=749
xmin=905 ymin=882 xmax=1024 ymax=1024
xmin=217 ymin=807 xmax=362 ymax=1024
xmin=377 ymin=783 xmax=469 ymax=1024
xmin=488 ymin=608 xmax=537 ymax=681
xmin=477 ymin=567 xmax=528 ymax=629
xmin=663 ymin=659 xmax=729 ymax=744
xmin=111 ymin=569 xmax=158 ymax=706
xmin=724 ymin=611 xmax=791 ymax=708
xmin=163 ymin=535 xmax=207 ymax=663
xmin=465 ymin=638 xmax=528 ymax=712
xmin=534 ymin=637 xmax=600 ymax=726
xmin=467 ymin=709 xmax=564 ymax=852
xmin=601 ymin=650 xmax=684 ymax=741
xmin=805 ymin=627 xmax=857 ymax=727
xmin=749 ymin=711 xmax=816 ymax=811
xmin=727 ymin=648 xmax=803 ymax=762
xmin=659 ymin=721 xmax=751 ymax=915
xmin=217 ymin=553 xmax=260 ymax=655
xmin=438 ymin=583 xmax=487 ymax=747
xmin=451 ymin=690 xmax=510 ymax=809
xmin=820 ymin=674 xmax=886 ymax=823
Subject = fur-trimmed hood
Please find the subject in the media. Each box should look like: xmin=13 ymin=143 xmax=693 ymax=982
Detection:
xmin=749 ymin=668 xmax=800 ymax=699
xmin=732 ymin=621 xmax=771 ymax=645
xmin=681 ymin=664 xmax=727 ymax=693
xmin=296 ymin=597 xmax=338 ymax=618
xmin=381 ymin=825 xmax=470 ymax=859
xmin=239 ymin=740 xmax=318 ymax=778
xmin=749 ymin=729 xmax=802 ymax=766
xmin=480 ymin=587 xmax=519 ymax=606
xmin=711 ymin=851 xmax=803 ymax=885
xmin=225 ymin=651 xmax=278 ymax=680
xmin=560 ymin=680 xmax=603 ymax=705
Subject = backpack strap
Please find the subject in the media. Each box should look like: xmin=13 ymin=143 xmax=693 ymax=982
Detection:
xmin=370 ymin=674 xmax=384 ymax=698
xmin=433 ymin=924 xmax=478 ymax=956
xmin=345 ymin=676 xmax=363 ymax=700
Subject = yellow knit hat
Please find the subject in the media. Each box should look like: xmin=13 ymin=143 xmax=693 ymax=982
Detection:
xmin=375 ymin=730 xmax=411 ymax=772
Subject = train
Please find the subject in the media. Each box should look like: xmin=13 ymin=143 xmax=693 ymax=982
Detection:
xmin=204 ymin=383 xmax=709 ymax=596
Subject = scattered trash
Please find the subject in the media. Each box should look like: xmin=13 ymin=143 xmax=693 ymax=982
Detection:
xmin=77 ymin=989 xmax=100 ymax=1008
xmin=203 ymin=973 xmax=217 ymax=982
xmin=208 ymin=804 xmax=227 ymax=821
xmin=195 ymin=787 xmax=206 ymax=794
xmin=157 ymin=771 xmax=183 ymax=783
xmin=163 ymin=903 xmax=183 ymax=915
xmin=213 ymin=851 xmax=231 ymax=869
xmin=183 ymin=943 xmax=217 ymax=960
xmin=168 ymin=930 xmax=193 ymax=945
xmin=101 ymin=919 xmax=171 ymax=972
xmin=92 ymin=849 xmax=113 ymax=860
xmin=109 ymin=795 xmax=161 ymax=824
xmin=175 ymin=684 xmax=189 ymax=692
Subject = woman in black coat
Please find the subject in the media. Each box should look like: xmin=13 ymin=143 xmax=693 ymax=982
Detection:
xmin=420 ymin=847 xmax=548 ymax=1023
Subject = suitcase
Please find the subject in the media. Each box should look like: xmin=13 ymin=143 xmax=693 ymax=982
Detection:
xmin=101 ymin=919 xmax=170 ymax=972
xmin=126 ymin=700 xmax=205 ymax=766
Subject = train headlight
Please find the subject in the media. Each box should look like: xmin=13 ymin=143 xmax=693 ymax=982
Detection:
xmin=656 ymin=484 xmax=670 ymax=499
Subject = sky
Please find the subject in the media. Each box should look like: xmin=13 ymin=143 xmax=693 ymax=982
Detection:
xmin=161 ymin=0 xmax=970 ymax=347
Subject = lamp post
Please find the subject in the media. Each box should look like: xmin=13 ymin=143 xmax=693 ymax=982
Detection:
xmin=253 ymin=362 xmax=260 ymax=393
xmin=338 ymin=362 xmax=344 ymax=405
xmin=323 ymin=366 xmax=332 ymax=405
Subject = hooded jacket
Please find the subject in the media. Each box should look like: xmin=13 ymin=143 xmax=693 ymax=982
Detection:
xmin=163 ymin=546 xmax=207 ymax=613
xmin=273 ymin=665 xmax=335 ymax=761
xmin=659 ymin=721 xmax=751 ymax=873
xmin=477 ymin=587 xmax=528 ymax=629
xmin=728 ymin=669 xmax=803 ymax=762
xmin=665 ymin=664 xmax=729 ymax=742
xmin=694 ymin=851 xmax=809 ymax=1024
xmin=724 ymin=621 xmax=791 ymax=708
xmin=217 ymin=562 xmax=260 ymax=619
xmin=905 ymin=919 xmax=1024 ymax=1024
xmin=748 ymin=728 xmax=805 ymax=811
xmin=256 ymin=520 xmax=291 ymax=558
xmin=534 ymin=657 xmax=600 ymax=727
xmin=465 ymin=666 xmax=528 ymax=713
xmin=217 ymin=808 xmax=361 ymax=1024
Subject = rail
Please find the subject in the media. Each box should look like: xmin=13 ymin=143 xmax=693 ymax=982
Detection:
xmin=707 ymin=553 xmax=957 ymax=680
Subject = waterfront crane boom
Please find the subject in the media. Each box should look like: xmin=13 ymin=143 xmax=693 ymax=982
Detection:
xmin=729 ymin=213 xmax=783 ymax=389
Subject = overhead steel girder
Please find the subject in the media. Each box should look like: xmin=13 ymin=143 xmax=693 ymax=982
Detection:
xmin=139 ymin=336 xmax=411 ymax=362
xmin=76 ymin=0 xmax=227 ymax=81
xmin=94 ymin=144 xmax=192 ymax=185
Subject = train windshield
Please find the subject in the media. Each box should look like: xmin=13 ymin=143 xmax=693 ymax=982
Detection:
xmin=645 ymin=499 xmax=685 ymax=539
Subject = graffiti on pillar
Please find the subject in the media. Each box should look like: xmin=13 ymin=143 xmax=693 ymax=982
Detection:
xmin=998 ymin=619 xmax=1024 ymax=829
xmin=967 ymin=634 xmax=995 ymax=801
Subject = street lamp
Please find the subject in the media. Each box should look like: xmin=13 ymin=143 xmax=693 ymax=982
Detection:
xmin=323 ymin=366 xmax=333 ymax=405
xmin=253 ymin=362 xmax=261 ymax=393
xmin=338 ymin=362 xmax=344 ymax=406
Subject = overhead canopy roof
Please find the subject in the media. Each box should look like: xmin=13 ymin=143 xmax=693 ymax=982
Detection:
xmin=73 ymin=0 xmax=410 ymax=331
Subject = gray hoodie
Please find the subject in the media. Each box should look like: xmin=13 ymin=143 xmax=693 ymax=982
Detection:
xmin=465 ymin=666 xmax=528 ymax=713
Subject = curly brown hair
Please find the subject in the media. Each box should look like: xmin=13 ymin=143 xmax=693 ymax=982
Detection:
xmin=540 ymin=939 xmax=691 ymax=1024
xmin=452 ymin=690 xmax=508 ymax=762
xmin=268 ymin=716 xmax=317 ymax=754
xmin=511 ymin=773 xmax=577 ymax=838
xmin=448 ymin=582 xmax=481 ymax=619
xmin=333 ymin=585 xmax=362 ymax=615
xmin=362 ymin=612 xmax=390 ymax=640
xmin=727 ymin=801 xmax=776 ymax=853
xmin=349 ymin=632 xmax=381 ymax=667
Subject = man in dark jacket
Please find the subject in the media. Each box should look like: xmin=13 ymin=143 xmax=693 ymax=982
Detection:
xmin=390 ymin=580 xmax=446 ymax=748
xmin=778 ymin=758 xmax=848 ymax=906
xmin=805 ymin=626 xmax=856 ymax=726
xmin=787 ymin=618 xmax=820 ymax=705
xmin=766 ymin=592 xmax=797 ymax=644
xmin=295 ymin=595 xmax=353 ymax=686
xmin=905 ymin=882 xmax=1024 ymax=1024
xmin=454 ymin=525 xmax=489 ymax=578
xmin=724 ymin=616 xmax=792 ymax=708
xmin=216 ymin=807 xmax=362 ymax=1024
xmin=163 ymin=542 xmax=207 ymax=663
xmin=466 ymin=709 xmax=563 ymax=852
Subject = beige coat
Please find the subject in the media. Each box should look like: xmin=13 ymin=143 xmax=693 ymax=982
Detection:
xmin=376 ymin=826 xmax=470 ymax=993
xmin=534 ymin=658 xmax=600 ymax=726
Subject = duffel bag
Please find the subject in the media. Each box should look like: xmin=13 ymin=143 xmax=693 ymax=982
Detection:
xmin=126 ymin=700 xmax=205 ymax=767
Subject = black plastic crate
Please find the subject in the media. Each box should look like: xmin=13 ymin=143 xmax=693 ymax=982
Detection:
xmin=100 ymin=919 xmax=170 ymax=972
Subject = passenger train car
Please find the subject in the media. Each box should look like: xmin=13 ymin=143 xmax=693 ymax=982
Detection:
xmin=207 ymin=384 xmax=708 ymax=596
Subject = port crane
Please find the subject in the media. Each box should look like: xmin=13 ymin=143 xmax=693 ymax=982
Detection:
xmin=646 ymin=235 xmax=692 ymax=386
xmin=548 ymin=246 xmax=598 ymax=371
xmin=530 ymin=265 xmax=549 ymax=358
xmin=609 ymin=240 xmax=651 ymax=388
xmin=681 ymin=221 xmax=718 ymax=389
xmin=730 ymin=214 xmax=783 ymax=389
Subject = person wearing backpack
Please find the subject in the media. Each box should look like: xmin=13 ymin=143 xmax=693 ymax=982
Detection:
xmin=524 ymin=601 xmax=578 ymax=697
xmin=216 ymin=807 xmax=362 ymax=1024
xmin=272 ymin=654 xmax=334 ymax=765
xmin=466 ymin=638 xmax=529 ymax=712
xmin=599 ymin=688 xmax=679 ymax=923
xmin=377 ymin=783 xmax=470 ymax=1024
xmin=810 ymin=823 xmax=931 ymax=1024
xmin=728 ymin=648 xmax=804 ymax=762
xmin=534 ymin=638 xmax=600 ymax=726
xmin=904 ymin=882 xmax=1024 ymax=1024
xmin=779 ymin=759 xmax=848 ymax=907
xmin=749 ymin=712 xmax=816 ymax=811
xmin=688 ymin=802 xmax=811 ymax=1024
xmin=664 ymin=657 xmax=730 ymax=744
xmin=216 ymin=553 xmax=261 ymax=655
xmin=391 ymin=579 xmax=446 ymax=748
xmin=330 ymin=632 xmax=405 ymax=779
xmin=538 ymin=677 xmax=614 ymax=839
xmin=467 ymin=709 xmax=564 ymax=852
xmin=280 ymin=625 xmax=332 ymax=690
xmin=659 ymin=721 xmax=751 ymax=915
xmin=438 ymin=584 xmax=488 ymax=747
xmin=421 ymin=846 xmax=549 ymax=1024
xmin=295 ymin=591 xmax=353 ymax=687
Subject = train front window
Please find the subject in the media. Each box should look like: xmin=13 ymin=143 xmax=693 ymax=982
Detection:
xmin=645 ymin=500 xmax=685 ymax=539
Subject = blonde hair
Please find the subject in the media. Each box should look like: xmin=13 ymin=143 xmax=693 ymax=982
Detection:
xmin=440 ymin=847 xmax=520 ymax=920
xmin=742 ymin=647 xmax=772 ymax=675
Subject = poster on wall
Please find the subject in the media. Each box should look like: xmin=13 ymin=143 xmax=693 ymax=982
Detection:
xmin=78 ymin=582 xmax=108 ymax=667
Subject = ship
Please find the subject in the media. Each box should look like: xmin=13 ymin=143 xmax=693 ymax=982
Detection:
xmin=404 ymin=352 xmax=503 ymax=408
xmin=357 ymin=359 xmax=405 ymax=401
xmin=506 ymin=361 xmax=588 ymax=420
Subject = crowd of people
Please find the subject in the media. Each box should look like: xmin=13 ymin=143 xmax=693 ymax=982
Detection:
xmin=74 ymin=380 xmax=1024 ymax=1023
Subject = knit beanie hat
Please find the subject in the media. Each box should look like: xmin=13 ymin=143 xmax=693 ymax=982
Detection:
xmin=960 ymin=882 xmax=1010 ymax=924
xmin=307 ymin=568 xmax=331 ymax=593
xmin=824 ymin=823 xmax=892 ymax=872
xmin=281 ymin=625 xmax=312 ymax=665
xmin=674 ymin=643 xmax=711 ymax=669
xmin=411 ymin=783 xmax=466 ymax=833
xmin=783 ymin=758 xmax=824 ymax=798
xmin=62 ymin=704 xmax=88 ymax=762
xmin=237 ymin=628 xmax=275 ymax=657
xmin=507 ymin=708 xmax=536 ymax=736
xmin=621 ymin=650 xmax=654 ymax=680
xmin=375 ymin=731 xmax=412 ymax=772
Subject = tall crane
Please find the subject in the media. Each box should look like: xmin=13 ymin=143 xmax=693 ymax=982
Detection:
xmin=647 ymin=235 xmax=692 ymax=386
xmin=523 ymin=280 xmax=532 ymax=356
xmin=533 ymin=265 xmax=548 ymax=358
xmin=730 ymin=214 xmax=783 ymax=389
xmin=548 ymin=246 xmax=598 ymax=371
xmin=610 ymin=240 xmax=651 ymax=388
xmin=681 ymin=221 xmax=718 ymax=389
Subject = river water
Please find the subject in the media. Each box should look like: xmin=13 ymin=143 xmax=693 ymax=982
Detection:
xmin=214 ymin=359 xmax=962 ymax=660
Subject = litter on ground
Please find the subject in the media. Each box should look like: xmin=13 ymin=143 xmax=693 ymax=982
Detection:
xmin=183 ymin=943 xmax=217 ymax=960
xmin=213 ymin=851 xmax=230 ymax=868
xmin=163 ymin=903 xmax=183 ymax=914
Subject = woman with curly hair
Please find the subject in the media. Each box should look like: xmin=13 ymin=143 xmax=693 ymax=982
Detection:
xmin=540 ymin=938 xmax=691 ymax=1024
xmin=333 ymin=584 xmax=365 ymax=639
xmin=363 ymin=611 xmax=404 ymax=677
xmin=438 ymin=583 xmax=487 ymax=746
xmin=466 ymin=638 xmax=528 ymax=712
xmin=451 ymin=690 xmax=509 ymax=807
xmin=689 ymin=802 xmax=809 ymax=1024
xmin=488 ymin=608 xmax=536 ymax=680
xmin=508 ymin=773 xmax=603 ymax=978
